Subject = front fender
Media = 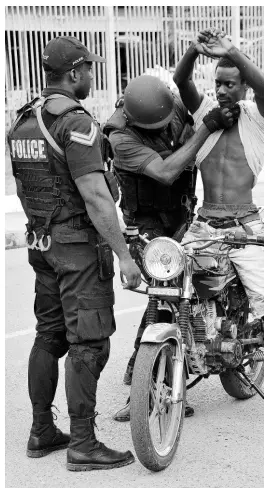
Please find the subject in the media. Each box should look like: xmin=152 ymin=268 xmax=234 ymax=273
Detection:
xmin=140 ymin=322 xmax=182 ymax=344
xmin=141 ymin=322 xmax=189 ymax=379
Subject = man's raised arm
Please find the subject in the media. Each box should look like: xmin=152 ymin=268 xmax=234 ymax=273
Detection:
xmin=173 ymin=30 xmax=213 ymax=114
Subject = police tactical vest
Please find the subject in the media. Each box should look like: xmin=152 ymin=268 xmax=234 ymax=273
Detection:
xmin=8 ymin=95 xmax=97 ymax=235
xmin=103 ymin=107 xmax=196 ymax=217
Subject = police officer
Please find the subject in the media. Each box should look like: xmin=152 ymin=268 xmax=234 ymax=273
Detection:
xmin=103 ymin=74 xmax=237 ymax=421
xmin=8 ymin=36 xmax=141 ymax=471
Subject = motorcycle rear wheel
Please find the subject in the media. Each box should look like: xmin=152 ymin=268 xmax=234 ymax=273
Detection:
xmin=130 ymin=341 xmax=186 ymax=471
xmin=220 ymin=348 xmax=264 ymax=399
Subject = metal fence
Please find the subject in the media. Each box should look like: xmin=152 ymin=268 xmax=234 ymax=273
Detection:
xmin=5 ymin=5 xmax=264 ymax=127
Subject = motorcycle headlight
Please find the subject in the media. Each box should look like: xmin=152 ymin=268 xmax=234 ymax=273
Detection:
xmin=143 ymin=237 xmax=185 ymax=281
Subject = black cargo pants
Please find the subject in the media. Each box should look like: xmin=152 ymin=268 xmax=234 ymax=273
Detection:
xmin=28 ymin=220 xmax=115 ymax=419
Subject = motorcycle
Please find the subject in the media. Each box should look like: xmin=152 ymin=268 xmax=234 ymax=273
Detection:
xmin=120 ymin=226 xmax=264 ymax=472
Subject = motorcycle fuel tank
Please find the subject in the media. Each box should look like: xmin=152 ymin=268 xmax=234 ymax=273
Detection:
xmin=192 ymin=256 xmax=236 ymax=299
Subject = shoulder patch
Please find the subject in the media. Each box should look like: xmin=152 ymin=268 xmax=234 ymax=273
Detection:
xmin=70 ymin=122 xmax=98 ymax=147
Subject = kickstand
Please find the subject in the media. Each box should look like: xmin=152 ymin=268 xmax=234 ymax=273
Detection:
xmin=187 ymin=375 xmax=204 ymax=390
xmin=234 ymin=368 xmax=264 ymax=399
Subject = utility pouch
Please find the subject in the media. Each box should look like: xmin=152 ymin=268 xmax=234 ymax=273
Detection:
xmin=96 ymin=234 xmax=115 ymax=281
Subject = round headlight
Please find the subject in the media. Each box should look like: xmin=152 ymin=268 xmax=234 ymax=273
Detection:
xmin=143 ymin=237 xmax=185 ymax=281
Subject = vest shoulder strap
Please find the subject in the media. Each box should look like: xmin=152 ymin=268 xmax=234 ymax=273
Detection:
xmin=34 ymin=95 xmax=90 ymax=158
xmin=35 ymin=103 xmax=65 ymax=157
xmin=103 ymin=108 xmax=127 ymax=135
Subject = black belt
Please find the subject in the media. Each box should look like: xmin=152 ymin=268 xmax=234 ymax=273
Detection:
xmin=197 ymin=213 xmax=260 ymax=233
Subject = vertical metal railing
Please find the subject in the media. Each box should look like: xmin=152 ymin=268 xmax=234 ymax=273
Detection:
xmin=5 ymin=5 xmax=264 ymax=126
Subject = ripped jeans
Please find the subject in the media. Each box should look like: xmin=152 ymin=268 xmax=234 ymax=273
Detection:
xmin=181 ymin=204 xmax=264 ymax=319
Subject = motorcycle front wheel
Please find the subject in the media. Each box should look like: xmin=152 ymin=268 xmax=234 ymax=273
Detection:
xmin=130 ymin=341 xmax=186 ymax=472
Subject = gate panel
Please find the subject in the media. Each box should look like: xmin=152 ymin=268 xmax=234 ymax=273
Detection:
xmin=5 ymin=6 xmax=264 ymax=126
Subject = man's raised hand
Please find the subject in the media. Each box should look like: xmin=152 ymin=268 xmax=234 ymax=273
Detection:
xmin=200 ymin=28 xmax=233 ymax=58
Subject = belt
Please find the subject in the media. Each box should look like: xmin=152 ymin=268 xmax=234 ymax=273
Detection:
xmin=197 ymin=213 xmax=260 ymax=233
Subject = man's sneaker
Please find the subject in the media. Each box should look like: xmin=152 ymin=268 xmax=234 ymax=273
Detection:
xmin=113 ymin=399 xmax=195 ymax=422
xmin=184 ymin=402 xmax=195 ymax=417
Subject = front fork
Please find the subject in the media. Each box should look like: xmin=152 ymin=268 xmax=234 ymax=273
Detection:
xmin=142 ymin=256 xmax=194 ymax=404
xmin=171 ymin=255 xmax=196 ymax=401
xmin=171 ymin=342 xmax=186 ymax=404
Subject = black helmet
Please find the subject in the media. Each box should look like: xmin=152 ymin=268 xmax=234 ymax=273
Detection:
xmin=123 ymin=75 xmax=175 ymax=130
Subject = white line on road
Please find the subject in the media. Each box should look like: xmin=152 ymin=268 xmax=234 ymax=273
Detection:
xmin=5 ymin=304 xmax=146 ymax=340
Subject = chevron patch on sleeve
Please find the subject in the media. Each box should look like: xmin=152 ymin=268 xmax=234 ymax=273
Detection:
xmin=70 ymin=122 xmax=98 ymax=146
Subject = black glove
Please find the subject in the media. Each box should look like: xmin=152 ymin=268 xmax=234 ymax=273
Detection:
xmin=203 ymin=105 xmax=240 ymax=133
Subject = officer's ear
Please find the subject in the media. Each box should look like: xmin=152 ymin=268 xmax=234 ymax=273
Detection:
xmin=68 ymin=68 xmax=81 ymax=84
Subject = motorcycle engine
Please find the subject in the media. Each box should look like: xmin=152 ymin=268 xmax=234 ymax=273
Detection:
xmin=190 ymin=299 xmax=243 ymax=370
xmin=190 ymin=300 xmax=222 ymax=341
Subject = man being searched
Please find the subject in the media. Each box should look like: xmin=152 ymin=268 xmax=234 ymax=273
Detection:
xmin=8 ymin=36 xmax=141 ymax=472
xmin=103 ymin=74 xmax=238 ymax=422
xmin=173 ymin=28 xmax=264 ymax=324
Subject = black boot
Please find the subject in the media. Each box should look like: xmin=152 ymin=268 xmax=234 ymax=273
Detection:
xmin=67 ymin=415 xmax=135 ymax=471
xmin=27 ymin=410 xmax=70 ymax=458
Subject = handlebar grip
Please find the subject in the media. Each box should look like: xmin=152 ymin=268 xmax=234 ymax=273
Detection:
xmin=255 ymin=235 xmax=264 ymax=245
xmin=224 ymin=232 xmax=264 ymax=246
xmin=242 ymin=235 xmax=264 ymax=245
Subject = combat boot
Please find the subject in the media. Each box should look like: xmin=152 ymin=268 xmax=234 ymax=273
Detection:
xmin=27 ymin=410 xmax=70 ymax=458
xmin=67 ymin=415 xmax=135 ymax=471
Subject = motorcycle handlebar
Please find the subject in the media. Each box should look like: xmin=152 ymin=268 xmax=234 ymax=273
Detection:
xmin=124 ymin=227 xmax=264 ymax=248
xmin=222 ymin=233 xmax=264 ymax=246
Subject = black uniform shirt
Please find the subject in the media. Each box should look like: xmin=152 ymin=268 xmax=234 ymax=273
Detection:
xmin=42 ymin=88 xmax=104 ymax=180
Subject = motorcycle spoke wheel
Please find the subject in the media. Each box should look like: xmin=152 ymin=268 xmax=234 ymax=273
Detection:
xmin=130 ymin=342 xmax=186 ymax=471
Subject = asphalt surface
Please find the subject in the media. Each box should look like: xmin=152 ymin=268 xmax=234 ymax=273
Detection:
xmin=5 ymin=248 xmax=264 ymax=488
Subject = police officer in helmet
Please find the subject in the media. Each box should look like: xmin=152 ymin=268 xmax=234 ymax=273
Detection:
xmin=104 ymin=74 xmax=238 ymax=422
xmin=8 ymin=36 xmax=141 ymax=471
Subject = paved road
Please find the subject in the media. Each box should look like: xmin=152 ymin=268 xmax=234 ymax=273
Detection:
xmin=6 ymin=248 xmax=264 ymax=488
